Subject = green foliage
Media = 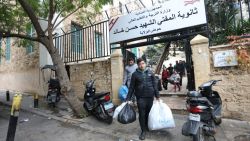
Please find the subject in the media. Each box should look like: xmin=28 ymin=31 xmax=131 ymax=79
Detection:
xmin=0 ymin=0 xmax=111 ymax=45
xmin=144 ymin=43 xmax=165 ymax=63
xmin=206 ymin=0 xmax=249 ymax=45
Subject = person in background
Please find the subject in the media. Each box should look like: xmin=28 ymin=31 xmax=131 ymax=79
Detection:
xmin=161 ymin=65 xmax=169 ymax=90
xmin=169 ymin=71 xmax=181 ymax=92
xmin=174 ymin=60 xmax=184 ymax=86
xmin=123 ymin=58 xmax=137 ymax=87
xmin=178 ymin=60 xmax=185 ymax=86
xmin=180 ymin=60 xmax=186 ymax=76
xmin=123 ymin=58 xmax=138 ymax=102
xmin=167 ymin=63 xmax=174 ymax=76
xmin=174 ymin=61 xmax=180 ymax=72
xmin=183 ymin=60 xmax=187 ymax=76
xmin=126 ymin=58 xmax=160 ymax=140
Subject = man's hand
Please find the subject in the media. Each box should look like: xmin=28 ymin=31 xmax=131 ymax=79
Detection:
xmin=156 ymin=97 xmax=160 ymax=101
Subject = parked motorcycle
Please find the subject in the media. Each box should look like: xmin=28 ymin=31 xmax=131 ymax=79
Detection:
xmin=182 ymin=80 xmax=222 ymax=141
xmin=83 ymin=73 xmax=114 ymax=124
xmin=41 ymin=65 xmax=61 ymax=107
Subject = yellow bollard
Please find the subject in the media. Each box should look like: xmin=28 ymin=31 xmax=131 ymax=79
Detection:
xmin=6 ymin=93 xmax=22 ymax=141
xmin=34 ymin=93 xmax=39 ymax=108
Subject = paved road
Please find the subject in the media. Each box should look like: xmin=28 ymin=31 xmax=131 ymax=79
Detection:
xmin=0 ymin=103 xmax=119 ymax=141
xmin=1 ymin=103 xmax=250 ymax=141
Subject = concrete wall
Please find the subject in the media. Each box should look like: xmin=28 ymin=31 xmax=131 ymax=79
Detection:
xmin=69 ymin=59 xmax=112 ymax=100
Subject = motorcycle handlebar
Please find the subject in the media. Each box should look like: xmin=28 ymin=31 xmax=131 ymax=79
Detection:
xmin=212 ymin=79 xmax=222 ymax=85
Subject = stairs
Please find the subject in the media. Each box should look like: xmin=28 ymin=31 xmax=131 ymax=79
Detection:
xmin=160 ymin=92 xmax=188 ymax=115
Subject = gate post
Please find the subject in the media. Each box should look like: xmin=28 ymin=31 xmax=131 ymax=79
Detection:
xmin=190 ymin=35 xmax=211 ymax=90
xmin=110 ymin=49 xmax=124 ymax=105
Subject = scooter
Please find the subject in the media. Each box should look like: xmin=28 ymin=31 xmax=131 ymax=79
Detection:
xmin=41 ymin=65 xmax=61 ymax=107
xmin=83 ymin=73 xmax=114 ymax=124
xmin=182 ymin=80 xmax=222 ymax=141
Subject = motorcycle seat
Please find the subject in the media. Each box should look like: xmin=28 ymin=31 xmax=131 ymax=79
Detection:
xmin=189 ymin=97 xmax=213 ymax=107
xmin=187 ymin=91 xmax=202 ymax=97
xmin=94 ymin=92 xmax=110 ymax=99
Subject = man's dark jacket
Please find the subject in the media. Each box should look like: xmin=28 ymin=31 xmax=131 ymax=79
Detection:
xmin=126 ymin=68 xmax=160 ymax=100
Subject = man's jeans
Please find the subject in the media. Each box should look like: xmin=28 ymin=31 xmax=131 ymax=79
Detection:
xmin=137 ymin=97 xmax=154 ymax=131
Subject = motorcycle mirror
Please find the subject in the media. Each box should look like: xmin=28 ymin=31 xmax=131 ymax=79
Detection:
xmin=90 ymin=71 xmax=94 ymax=77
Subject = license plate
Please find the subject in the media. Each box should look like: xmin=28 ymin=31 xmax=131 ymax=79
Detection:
xmin=189 ymin=113 xmax=200 ymax=122
xmin=104 ymin=102 xmax=114 ymax=110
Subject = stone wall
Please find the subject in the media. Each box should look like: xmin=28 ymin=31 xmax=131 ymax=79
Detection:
xmin=0 ymin=38 xmax=42 ymax=95
xmin=69 ymin=59 xmax=112 ymax=100
xmin=209 ymin=45 xmax=250 ymax=121
xmin=191 ymin=35 xmax=250 ymax=121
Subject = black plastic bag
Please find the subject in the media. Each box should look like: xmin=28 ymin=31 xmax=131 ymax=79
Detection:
xmin=155 ymin=75 xmax=162 ymax=91
xmin=118 ymin=103 xmax=136 ymax=124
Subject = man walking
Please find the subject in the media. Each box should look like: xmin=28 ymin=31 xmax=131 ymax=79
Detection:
xmin=174 ymin=60 xmax=184 ymax=86
xmin=126 ymin=58 xmax=160 ymax=140
xmin=123 ymin=58 xmax=137 ymax=102
xmin=167 ymin=63 xmax=174 ymax=76
xmin=123 ymin=58 xmax=137 ymax=87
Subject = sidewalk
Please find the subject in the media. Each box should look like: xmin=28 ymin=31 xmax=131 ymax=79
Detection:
xmin=1 ymin=91 xmax=250 ymax=141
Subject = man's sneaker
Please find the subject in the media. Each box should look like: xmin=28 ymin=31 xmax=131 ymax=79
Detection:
xmin=139 ymin=131 xmax=146 ymax=140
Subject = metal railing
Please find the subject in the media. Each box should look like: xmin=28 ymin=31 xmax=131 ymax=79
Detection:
xmin=54 ymin=0 xmax=250 ymax=64
xmin=54 ymin=20 xmax=110 ymax=63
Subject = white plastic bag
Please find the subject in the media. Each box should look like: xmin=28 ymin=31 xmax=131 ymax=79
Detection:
xmin=113 ymin=102 xmax=127 ymax=119
xmin=148 ymin=100 xmax=175 ymax=130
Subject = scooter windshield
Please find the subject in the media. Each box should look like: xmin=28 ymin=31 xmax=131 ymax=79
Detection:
xmin=86 ymin=80 xmax=94 ymax=88
xmin=201 ymin=80 xmax=213 ymax=87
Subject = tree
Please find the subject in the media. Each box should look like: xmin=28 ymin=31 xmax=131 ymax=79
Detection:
xmin=144 ymin=43 xmax=165 ymax=64
xmin=0 ymin=0 xmax=111 ymax=117
xmin=154 ymin=43 xmax=170 ymax=74
xmin=205 ymin=0 xmax=250 ymax=45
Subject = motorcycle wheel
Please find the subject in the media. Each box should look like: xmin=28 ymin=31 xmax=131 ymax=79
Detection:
xmin=105 ymin=116 xmax=113 ymax=124
xmin=96 ymin=105 xmax=113 ymax=124
xmin=193 ymin=127 xmax=205 ymax=141
xmin=214 ymin=118 xmax=222 ymax=125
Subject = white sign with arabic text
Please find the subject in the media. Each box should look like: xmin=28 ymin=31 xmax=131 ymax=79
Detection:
xmin=109 ymin=0 xmax=207 ymax=43
xmin=213 ymin=50 xmax=238 ymax=67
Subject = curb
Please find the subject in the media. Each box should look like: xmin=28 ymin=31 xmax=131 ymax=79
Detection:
xmin=0 ymin=101 xmax=139 ymax=140
xmin=160 ymin=94 xmax=187 ymax=97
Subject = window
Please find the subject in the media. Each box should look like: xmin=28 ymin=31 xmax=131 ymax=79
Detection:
xmin=26 ymin=27 xmax=34 ymax=54
xmin=95 ymin=32 xmax=102 ymax=57
xmin=71 ymin=23 xmax=83 ymax=53
xmin=119 ymin=2 xmax=123 ymax=13
xmin=6 ymin=37 xmax=11 ymax=61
